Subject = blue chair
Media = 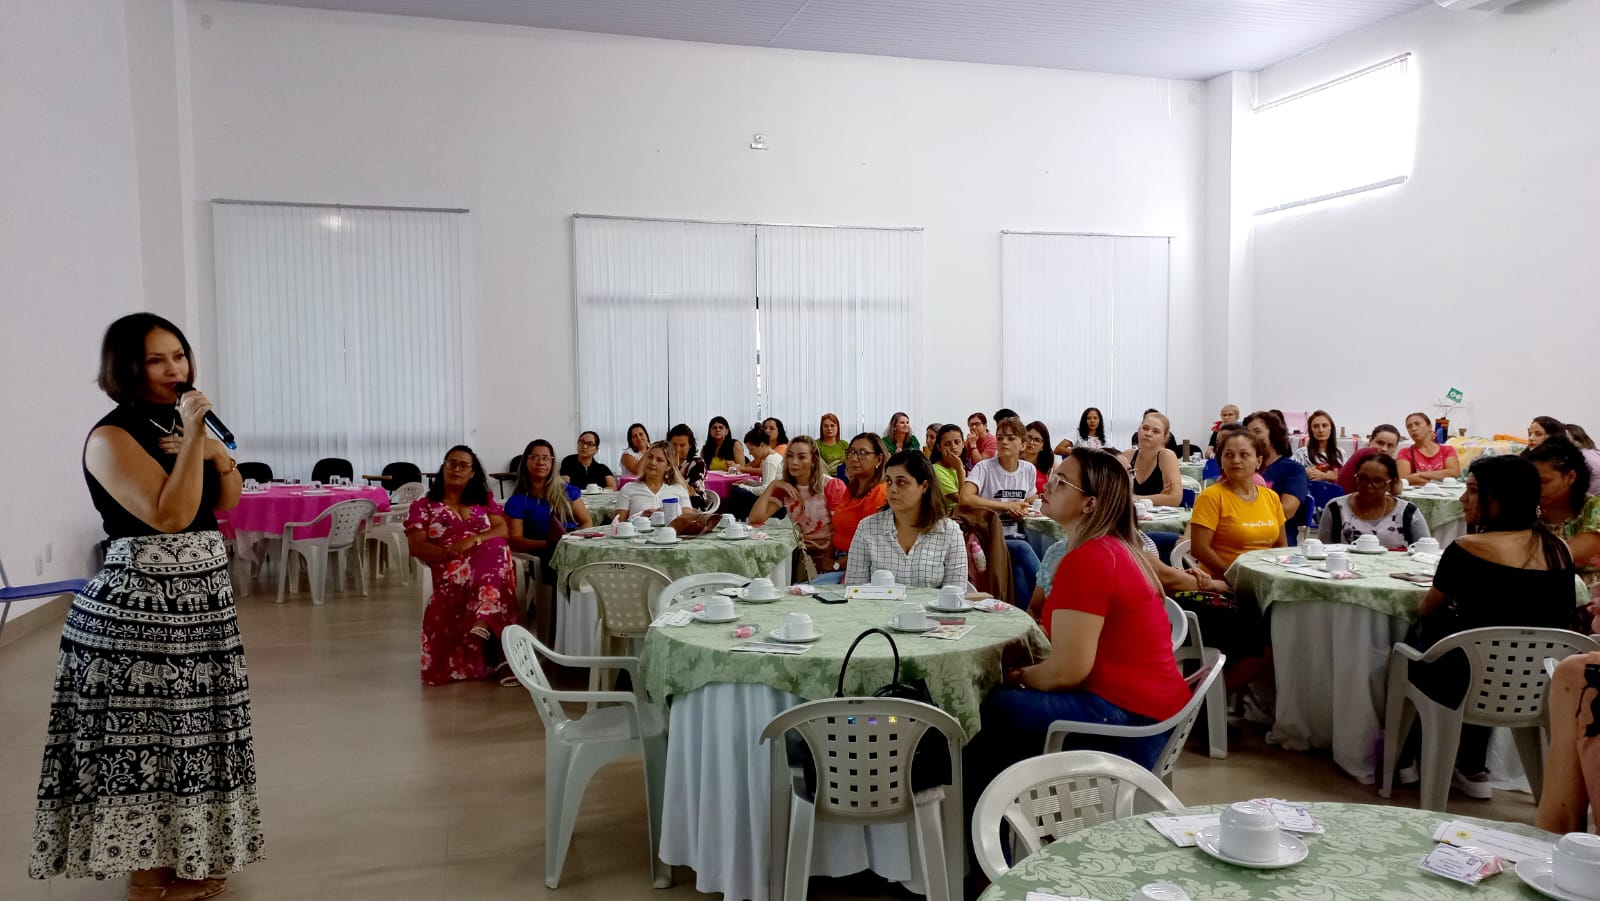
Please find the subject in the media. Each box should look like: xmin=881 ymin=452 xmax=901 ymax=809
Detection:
xmin=1307 ymin=481 xmax=1345 ymax=527
xmin=0 ymin=557 xmax=88 ymax=644
xmin=1202 ymin=459 xmax=1220 ymax=482
xmin=1180 ymin=488 xmax=1196 ymax=509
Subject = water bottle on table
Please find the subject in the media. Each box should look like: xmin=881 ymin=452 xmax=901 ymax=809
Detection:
xmin=662 ymin=496 xmax=681 ymax=525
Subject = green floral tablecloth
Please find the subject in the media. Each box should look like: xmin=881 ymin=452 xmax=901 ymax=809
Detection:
xmin=1179 ymin=461 xmax=1206 ymax=483
xmin=1024 ymin=509 xmax=1191 ymax=544
xmin=576 ymin=489 xmax=624 ymax=521
xmin=979 ymin=802 xmax=1556 ymax=901
xmin=1399 ymin=483 xmax=1467 ymax=533
xmin=639 ymin=587 xmax=1048 ymax=737
xmin=1226 ymin=547 xmax=1589 ymax=623
xmin=549 ymin=518 xmax=800 ymax=582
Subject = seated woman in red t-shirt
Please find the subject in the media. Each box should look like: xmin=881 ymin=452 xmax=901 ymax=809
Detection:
xmin=968 ymin=448 xmax=1191 ymax=777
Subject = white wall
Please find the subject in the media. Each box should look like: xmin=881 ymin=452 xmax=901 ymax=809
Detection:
xmin=1251 ymin=0 xmax=1600 ymax=438
xmin=0 ymin=0 xmax=147 ymax=618
xmin=182 ymin=0 xmax=1209 ymax=469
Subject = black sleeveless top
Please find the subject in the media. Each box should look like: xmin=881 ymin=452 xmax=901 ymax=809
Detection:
xmin=85 ymin=401 xmax=220 ymax=538
xmin=1129 ymin=448 xmax=1165 ymax=496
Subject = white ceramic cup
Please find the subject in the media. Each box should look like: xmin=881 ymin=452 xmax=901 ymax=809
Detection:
xmin=1218 ymin=801 xmax=1282 ymax=863
xmin=782 ymin=612 xmax=815 ymax=640
xmin=744 ymin=577 xmax=777 ymax=600
xmin=311 ymin=481 xmax=323 ymax=490
xmin=630 ymin=515 xmax=651 ymax=530
xmin=1354 ymin=534 xmax=1382 ymax=552
xmin=704 ymin=596 xmax=736 ymax=619
xmin=1136 ymin=498 xmax=1153 ymax=511
xmin=719 ymin=513 xmax=736 ymax=529
xmin=1441 ymin=476 xmax=1460 ymax=486
xmin=650 ymin=510 xmax=667 ymax=526
xmin=585 ymin=483 xmax=601 ymax=492
xmin=1553 ymin=832 xmax=1600 ymax=895
xmin=1302 ymin=539 xmax=1325 ymax=556
xmin=724 ymin=522 xmax=748 ymax=538
xmin=1130 ymin=884 xmax=1193 ymax=901
xmin=936 ymin=585 xmax=965 ymax=610
xmin=871 ymin=569 xmax=895 ymax=587
xmin=897 ymin=602 xmax=926 ymax=630
xmin=651 ymin=526 xmax=677 ymax=544
xmin=612 ymin=520 xmax=636 ymax=538
xmin=1410 ymin=537 xmax=1441 ymax=555
xmin=1325 ymin=551 xmax=1350 ymax=573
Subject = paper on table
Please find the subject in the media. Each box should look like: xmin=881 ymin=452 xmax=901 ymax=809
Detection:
xmin=1025 ymin=893 xmax=1101 ymax=901
xmin=1418 ymin=844 xmax=1493 ymax=885
xmin=1147 ymin=814 xmax=1218 ymax=847
xmin=1259 ymin=799 xmax=1325 ymax=834
xmin=846 ymin=585 xmax=907 ymax=600
xmin=972 ymin=599 xmax=1011 ymax=613
xmin=729 ymin=640 xmax=810 ymax=655
xmin=650 ymin=610 xmax=693 ymax=628
xmin=1432 ymin=820 xmax=1554 ymax=863
xmin=923 ymin=624 xmax=976 ymax=641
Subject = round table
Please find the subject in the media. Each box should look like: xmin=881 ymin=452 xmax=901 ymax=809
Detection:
xmin=548 ymin=519 xmax=801 ymax=655
xmin=1179 ymin=461 xmax=1206 ymax=484
xmin=641 ymin=587 xmax=1048 ymax=901
xmin=979 ymin=802 xmax=1556 ymax=900
xmin=1400 ymin=483 xmax=1468 ymax=546
xmin=575 ymin=488 xmax=623 ymax=521
xmin=1451 ymin=437 xmax=1525 ymax=469
xmin=223 ymin=484 xmax=391 ymax=564
xmin=619 ymin=470 xmax=757 ymax=499
xmin=1226 ymin=548 xmax=1588 ymax=784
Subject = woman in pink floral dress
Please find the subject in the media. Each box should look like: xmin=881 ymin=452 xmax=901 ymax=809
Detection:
xmin=406 ymin=445 xmax=518 ymax=685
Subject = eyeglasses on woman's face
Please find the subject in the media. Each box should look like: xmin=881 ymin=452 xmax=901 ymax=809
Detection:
xmin=1046 ymin=473 xmax=1084 ymax=494
xmin=846 ymin=448 xmax=878 ymax=458
xmin=444 ymin=459 xmax=474 ymax=471
xmin=578 ymin=438 xmax=597 ymax=448
xmin=1024 ymin=434 xmax=1043 ymax=447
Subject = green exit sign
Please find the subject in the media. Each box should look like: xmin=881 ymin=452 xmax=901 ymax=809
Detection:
xmin=1445 ymin=387 xmax=1464 ymax=403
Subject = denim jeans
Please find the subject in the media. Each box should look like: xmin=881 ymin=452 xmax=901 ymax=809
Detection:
xmin=1006 ymin=537 xmax=1039 ymax=610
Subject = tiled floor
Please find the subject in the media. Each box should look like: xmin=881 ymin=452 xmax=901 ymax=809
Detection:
xmin=0 ymin=574 xmax=1539 ymax=900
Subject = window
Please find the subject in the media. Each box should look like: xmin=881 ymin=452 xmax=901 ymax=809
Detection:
xmin=573 ymin=216 xmax=920 ymax=451
xmin=212 ymin=202 xmax=470 ymax=480
xmin=1000 ymin=233 xmax=1170 ymax=444
xmin=1253 ymin=54 xmax=1415 ymax=216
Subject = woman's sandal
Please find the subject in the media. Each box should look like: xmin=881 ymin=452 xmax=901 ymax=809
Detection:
xmin=493 ymin=661 xmax=520 ymax=687
xmin=127 ymin=874 xmax=226 ymax=901
xmin=469 ymin=625 xmax=492 ymax=641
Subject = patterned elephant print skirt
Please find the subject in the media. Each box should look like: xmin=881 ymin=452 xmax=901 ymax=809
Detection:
xmin=30 ymin=531 xmax=265 ymax=880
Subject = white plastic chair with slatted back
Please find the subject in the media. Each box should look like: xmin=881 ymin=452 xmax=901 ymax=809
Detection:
xmin=1380 ymin=626 xmax=1600 ymax=810
xmin=1172 ymin=607 xmax=1228 ymax=760
xmin=276 ymin=498 xmax=377 ymax=605
xmin=760 ymin=697 xmax=966 ymax=901
xmin=1163 ymin=596 xmax=1188 ymax=651
xmin=971 ymin=750 xmax=1184 ymax=881
xmin=366 ymin=481 xmax=427 ymax=583
xmin=500 ymin=624 xmax=671 ymax=890
xmin=566 ymin=561 xmax=670 ymax=695
xmin=655 ymin=572 xmax=746 ymax=617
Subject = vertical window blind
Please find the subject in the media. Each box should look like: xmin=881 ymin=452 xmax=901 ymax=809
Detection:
xmin=212 ymin=202 xmax=470 ymax=481
xmin=1000 ymin=233 xmax=1170 ymax=445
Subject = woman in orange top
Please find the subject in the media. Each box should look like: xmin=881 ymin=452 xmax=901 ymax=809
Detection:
xmin=818 ymin=433 xmax=887 ymax=583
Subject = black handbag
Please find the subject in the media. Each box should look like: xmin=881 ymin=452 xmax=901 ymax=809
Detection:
xmin=832 ymin=628 xmax=952 ymax=792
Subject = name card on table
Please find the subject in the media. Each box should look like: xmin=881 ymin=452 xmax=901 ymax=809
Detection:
xmin=846 ymin=585 xmax=907 ymax=600
xmin=1432 ymin=820 xmax=1553 ymax=863
xmin=729 ymin=641 xmax=810 ymax=655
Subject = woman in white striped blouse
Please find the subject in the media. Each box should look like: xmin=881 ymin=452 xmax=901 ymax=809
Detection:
xmin=845 ymin=450 xmax=968 ymax=588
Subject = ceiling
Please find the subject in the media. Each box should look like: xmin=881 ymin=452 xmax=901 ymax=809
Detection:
xmin=232 ymin=0 xmax=1431 ymax=81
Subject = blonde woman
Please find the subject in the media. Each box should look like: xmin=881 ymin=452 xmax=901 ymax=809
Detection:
xmin=1118 ymin=411 xmax=1184 ymax=507
xmin=816 ymin=413 xmax=848 ymax=473
xmin=616 ymin=441 xmax=690 ymax=519
xmin=970 ymin=447 xmax=1192 ymax=781
xmin=752 ymin=436 xmax=847 ymax=577
xmin=506 ymin=439 xmax=592 ymax=559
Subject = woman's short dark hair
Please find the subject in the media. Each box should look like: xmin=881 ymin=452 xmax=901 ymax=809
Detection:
xmin=885 ymin=449 xmax=947 ymax=530
xmin=1244 ymin=410 xmax=1293 ymax=459
xmin=994 ymin=408 xmax=1019 ymax=423
xmin=1370 ymin=424 xmax=1402 ymax=443
xmin=1406 ymin=411 xmax=1433 ymax=427
xmin=667 ymin=423 xmax=698 ymax=462
xmin=1355 ymin=452 xmax=1399 ymax=484
xmin=764 ymin=417 xmax=789 ymax=444
xmin=429 ymin=445 xmax=491 ymax=506
xmin=846 ymin=432 xmax=888 ymax=492
xmin=1217 ymin=424 xmax=1266 ymax=465
xmin=1077 ymin=407 xmax=1106 ymax=442
xmin=579 ymin=430 xmax=600 ymax=447
xmin=98 ymin=313 xmax=194 ymax=403
xmin=1524 ymin=435 xmax=1592 ymax=512
xmin=1469 ymin=455 xmax=1574 ymax=570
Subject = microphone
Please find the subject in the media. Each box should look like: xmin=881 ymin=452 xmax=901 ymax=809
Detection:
xmin=175 ymin=382 xmax=237 ymax=450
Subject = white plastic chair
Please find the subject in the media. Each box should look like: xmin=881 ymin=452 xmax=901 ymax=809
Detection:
xmin=1164 ymin=596 xmax=1188 ymax=651
xmin=566 ymin=562 xmax=670 ymax=694
xmin=698 ymin=490 xmax=720 ymax=514
xmin=367 ymin=482 xmax=427 ymax=583
xmin=1045 ymin=653 xmax=1226 ymax=785
xmin=971 ymin=750 xmax=1184 ymax=881
xmin=276 ymin=499 xmax=376 ymax=605
xmin=1172 ymin=609 xmax=1228 ymax=760
xmin=1379 ymin=626 xmax=1599 ymax=810
xmin=656 ymin=572 xmax=746 ymax=616
xmin=1171 ymin=538 xmax=1198 ymax=571
xmin=500 ymin=625 xmax=671 ymax=890
xmin=760 ymin=697 xmax=966 ymax=901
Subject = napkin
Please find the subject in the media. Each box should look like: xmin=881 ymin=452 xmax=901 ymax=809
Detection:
xmin=1431 ymin=820 xmax=1553 ymax=863
xmin=650 ymin=610 xmax=693 ymax=628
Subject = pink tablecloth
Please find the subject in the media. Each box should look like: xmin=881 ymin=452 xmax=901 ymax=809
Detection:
xmin=618 ymin=471 xmax=757 ymax=499
xmin=221 ymin=485 xmax=391 ymax=541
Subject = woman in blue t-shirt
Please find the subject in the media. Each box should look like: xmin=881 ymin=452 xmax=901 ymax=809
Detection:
xmin=506 ymin=439 xmax=592 ymax=560
xmin=1245 ymin=410 xmax=1311 ymax=542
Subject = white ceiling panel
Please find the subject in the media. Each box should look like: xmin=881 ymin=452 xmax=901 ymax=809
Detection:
xmin=231 ymin=0 xmax=1430 ymax=81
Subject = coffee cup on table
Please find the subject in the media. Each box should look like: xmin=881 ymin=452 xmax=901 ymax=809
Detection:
xmin=630 ymin=515 xmax=651 ymax=531
xmin=1441 ymin=476 xmax=1459 ymax=486
xmin=719 ymin=513 xmax=736 ymax=530
xmin=1135 ymin=499 xmax=1153 ymax=512
xmin=650 ymin=510 xmax=666 ymax=526
xmin=1325 ymin=550 xmax=1350 ymax=573
xmin=1302 ymin=539 xmax=1325 ymax=556
xmin=1553 ymin=832 xmax=1600 ymax=896
xmin=743 ymin=577 xmax=777 ymax=600
xmin=650 ymin=526 xmax=677 ymax=544
xmin=704 ymin=596 xmax=736 ymax=619
xmin=1218 ymin=801 xmax=1282 ymax=863
xmin=896 ymin=602 xmax=926 ymax=630
xmin=936 ymin=585 xmax=965 ymax=610
xmin=1410 ymin=537 xmax=1441 ymax=555
xmin=871 ymin=569 xmax=896 ymax=588
xmin=723 ymin=521 xmax=748 ymax=538
xmin=781 ymin=612 xmax=816 ymax=640
xmin=612 ymin=520 xmax=636 ymax=538
xmin=585 ymin=482 xmax=601 ymax=492
xmin=1354 ymin=534 xmax=1382 ymax=553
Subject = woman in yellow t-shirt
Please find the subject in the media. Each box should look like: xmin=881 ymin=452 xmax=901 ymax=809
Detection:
xmin=1191 ymin=427 xmax=1288 ymax=579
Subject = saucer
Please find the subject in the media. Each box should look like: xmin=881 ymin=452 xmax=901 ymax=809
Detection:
xmin=648 ymin=536 xmax=680 ymax=546
xmin=738 ymin=588 xmax=782 ymax=603
xmin=1350 ymin=545 xmax=1386 ymax=555
xmin=717 ymin=533 xmax=751 ymax=541
xmin=925 ymin=601 xmax=975 ymax=613
xmin=1515 ymin=858 xmax=1600 ymax=901
xmin=693 ymin=609 xmax=740 ymax=624
xmin=887 ymin=618 xmax=937 ymax=634
xmin=769 ymin=628 xmax=822 ymax=644
xmin=1194 ymin=826 xmax=1307 ymax=870
xmin=1320 ymin=563 xmax=1360 ymax=574
xmin=1302 ymin=551 xmax=1328 ymax=561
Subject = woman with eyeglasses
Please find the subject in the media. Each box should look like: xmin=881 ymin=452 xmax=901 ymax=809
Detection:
xmin=845 ymin=450 xmax=966 ymax=589
xmin=1025 ymin=420 xmax=1054 ymax=495
xmin=700 ymin=416 xmax=746 ymax=472
xmin=970 ymin=448 xmax=1192 ymax=780
xmin=824 ymin=434 xmax=889 ymax=581
xmin=1318 ymin=453 xmax=1428 ymax=549
xmin=508 ymin=439 xmax=593 ymax=560
xmin=559 ymin=430 xmax=616 ymax=489
xmin=1336 ymin=424 xmax=1404 ymax=495
xmin=407 ymin=446 xmax=517 ymax=686
xmin=617 ymin=441 xmax=692 ymax=519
